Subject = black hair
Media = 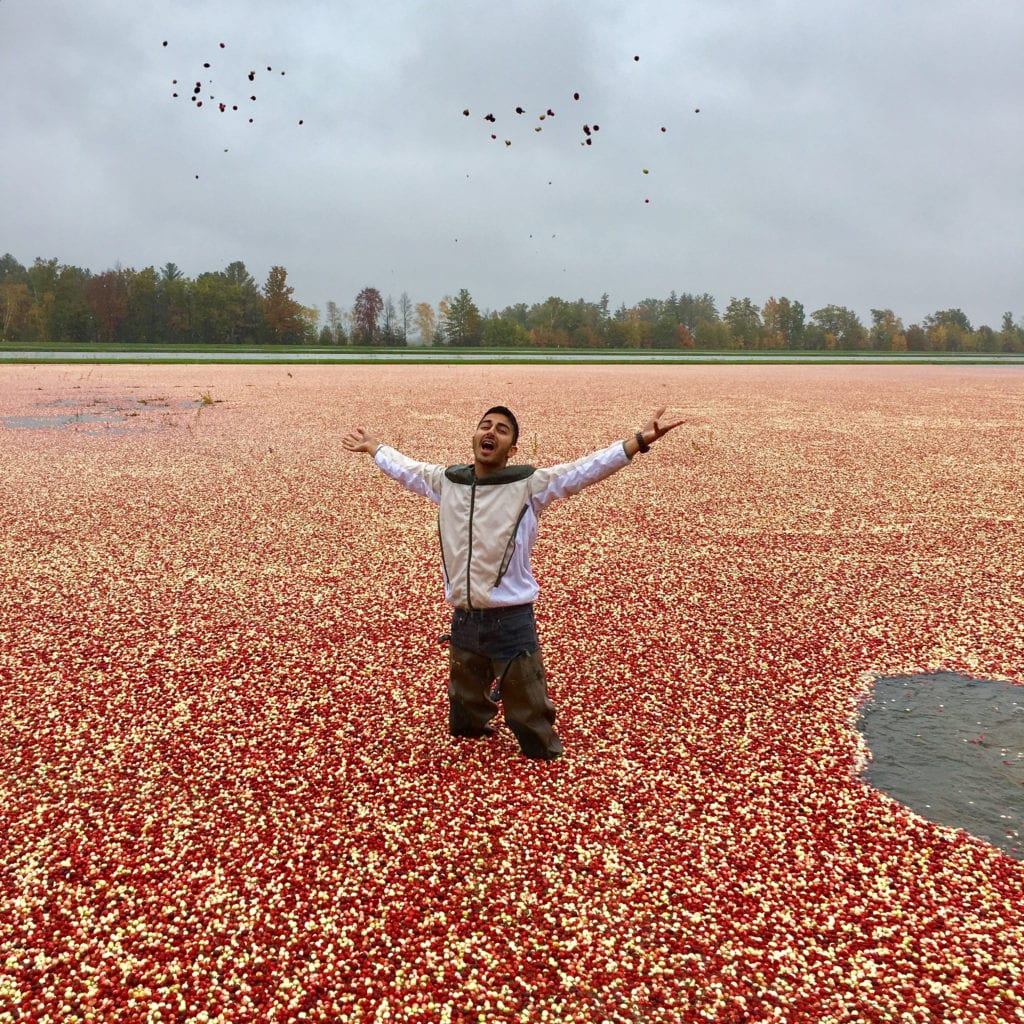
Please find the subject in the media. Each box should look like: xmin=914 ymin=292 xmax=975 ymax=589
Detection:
xmin=480 ymin=405 xmax=519 ymax=445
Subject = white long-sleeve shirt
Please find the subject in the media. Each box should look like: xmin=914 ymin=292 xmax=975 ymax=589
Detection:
xmin=374 ymin=441 xmax=632 ymax=609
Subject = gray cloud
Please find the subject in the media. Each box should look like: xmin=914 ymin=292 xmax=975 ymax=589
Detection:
xmin=2 ymin=0 xmax=1021 ymax=328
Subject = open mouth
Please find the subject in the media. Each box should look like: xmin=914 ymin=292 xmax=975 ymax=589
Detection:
xmin=480 ymin=436 xmax=496 ymax=454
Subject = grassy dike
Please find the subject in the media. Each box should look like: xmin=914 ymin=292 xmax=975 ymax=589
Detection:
xmin=3 ymin=343 xmax=1024 ymax=365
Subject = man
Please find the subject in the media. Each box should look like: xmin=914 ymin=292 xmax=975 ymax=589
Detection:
xmin=342 ymin=405 xmax=683 ymax=760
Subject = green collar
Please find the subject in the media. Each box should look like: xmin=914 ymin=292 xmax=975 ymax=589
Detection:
xmin=444 ymin=463 xmax=536 ymax=485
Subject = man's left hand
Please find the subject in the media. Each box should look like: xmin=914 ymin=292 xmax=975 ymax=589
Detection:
xmin=641 ymin=407 xmax=686 ymax=444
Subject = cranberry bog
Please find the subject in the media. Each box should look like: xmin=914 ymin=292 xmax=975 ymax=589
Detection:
xmin=1 ymin=363 xmax=1022 ymax=1023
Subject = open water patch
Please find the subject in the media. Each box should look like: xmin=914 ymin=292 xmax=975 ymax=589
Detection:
xmin=1 ymin=394 xmax=203 ymax=434
xmin=858 ymin=672 xmax=1023 ymax=859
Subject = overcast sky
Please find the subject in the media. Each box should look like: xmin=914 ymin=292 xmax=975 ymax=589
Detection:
xmin=2 ymin=0 xmax=1021 ymax=329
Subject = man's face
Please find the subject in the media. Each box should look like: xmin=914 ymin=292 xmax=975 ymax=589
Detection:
xmin=472 ymin=412 xmax=518 ymax=474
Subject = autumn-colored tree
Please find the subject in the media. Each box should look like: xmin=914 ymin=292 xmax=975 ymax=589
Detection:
xmin=352 ymin=286 xmax=384 ymax=345
xmin=263 ymin=266 xmax=304 ymax=344
xmin=923 ymin=308 xmax=972 ymax=352
xmin=870 ymin=309 xmax=906 ymax=352
xmin=529 ymin=326 xmax=572 ymax=348
xmin=413 ymin=301 xmax=436 ymax=346
xmin=676 ymin=324 xmax=696 ymax=349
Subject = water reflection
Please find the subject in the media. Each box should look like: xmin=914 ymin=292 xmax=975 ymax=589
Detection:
xmin=858 ymin=673 xmax=1023 ymax=860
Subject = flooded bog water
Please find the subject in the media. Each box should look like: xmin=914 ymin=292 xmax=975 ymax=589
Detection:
xmin=858 ymin=672 xmax=1024 ymax=860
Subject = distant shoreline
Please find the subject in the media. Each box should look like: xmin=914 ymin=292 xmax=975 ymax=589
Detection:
xmin=4 ymin=347 xmax=1024 ymax=366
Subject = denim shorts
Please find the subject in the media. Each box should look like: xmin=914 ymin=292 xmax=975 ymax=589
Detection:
xmin=450 ymin=604 xmax=540 ymax=661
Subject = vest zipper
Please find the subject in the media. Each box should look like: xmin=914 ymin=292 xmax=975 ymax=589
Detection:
xmin=465 ymin=478 xmax=477 ymax=609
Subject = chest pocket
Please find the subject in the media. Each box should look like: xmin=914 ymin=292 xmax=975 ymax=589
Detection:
xmin=495 ymin=504 xmax=530 ymax=585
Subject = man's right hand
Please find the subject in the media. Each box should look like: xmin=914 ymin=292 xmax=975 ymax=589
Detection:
xmin=342 ymin=427 xmax=380 ymax=454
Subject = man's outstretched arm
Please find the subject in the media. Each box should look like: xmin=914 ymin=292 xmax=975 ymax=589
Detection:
xmin=342 ymin=428 xmax=445 ymax=504
xmin=622 ymin=407 xmax=687 ymax=458
xmin=529 ymin=407 xmax=690 ymax=510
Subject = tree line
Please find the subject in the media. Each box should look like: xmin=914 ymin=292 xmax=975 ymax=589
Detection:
xmin=0 ymin=256 xmax=310 ymax=347
xmin=2 ymin=252 xmax=1022 ymax=353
